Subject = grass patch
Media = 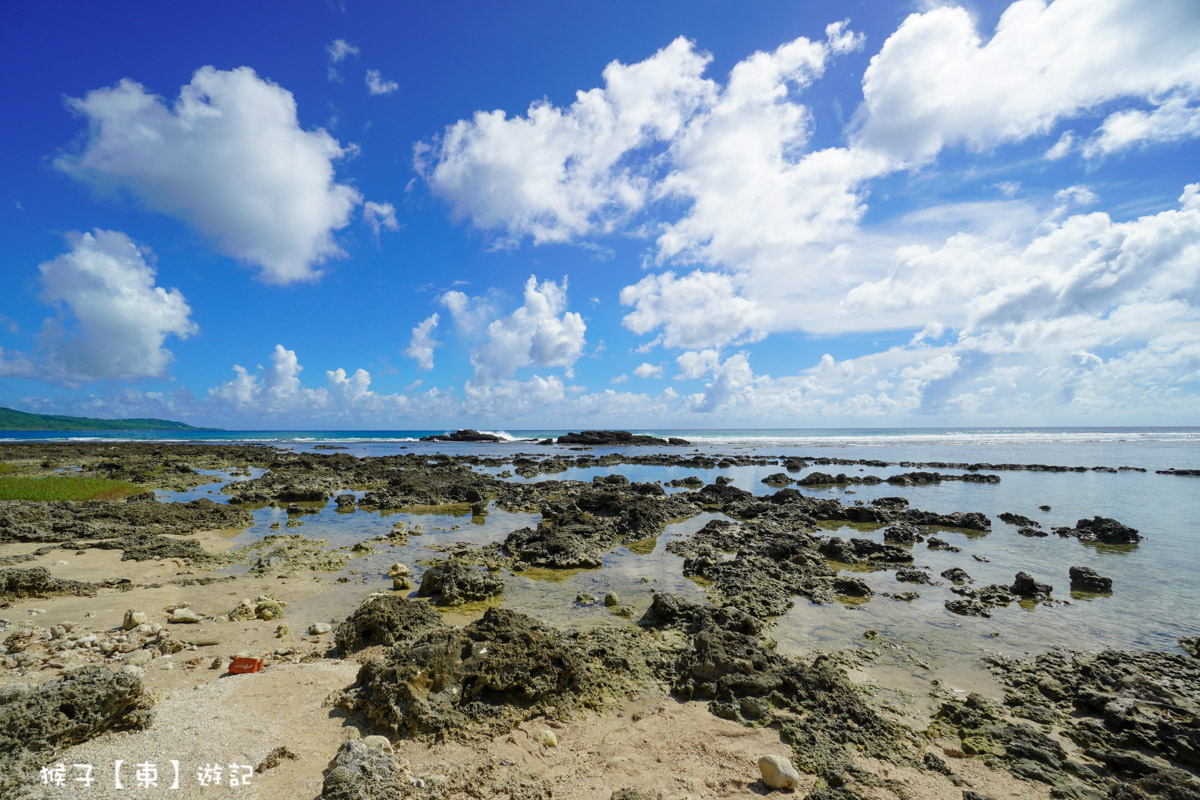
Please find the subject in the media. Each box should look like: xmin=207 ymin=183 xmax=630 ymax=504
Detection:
xmin=0 ymin=475 xmax=145 ymax=502
xmin=0 ymin=463 xmax=18 ymax=475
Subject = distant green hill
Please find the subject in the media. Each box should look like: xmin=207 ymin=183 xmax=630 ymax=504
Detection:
xmin=0 ymin=407 xmax=218 ymax=432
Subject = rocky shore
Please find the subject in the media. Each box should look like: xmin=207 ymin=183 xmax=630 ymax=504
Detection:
xmin=0 ymin=441 xmax=1194 ymax=799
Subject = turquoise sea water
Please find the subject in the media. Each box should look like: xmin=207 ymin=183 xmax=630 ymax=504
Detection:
xmin=9 ymin=427 xmax=1200 ymax=665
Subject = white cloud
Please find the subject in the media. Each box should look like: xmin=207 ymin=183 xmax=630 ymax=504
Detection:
xmin=439 ymin=289 xmax=498 ymax=336
xmin=674 ymin=349 xmax=720 ymax=380
xmin=416 ymin=36 xmax=717 ymax=244
xmin=471 ymin=276 xmax=586 ymax=382
xmin=209 ymin=344 xmax=327 ymax=413
xmin=362 ymin=200 xmax=400 ymax=239
xmin=620 ymin=270 xmax=772 ymax=349
xmin=16 ymin=230 xmax=197 ymax=384
xmin=327 ymin=39 xmax=358 ymax=63
xmin=365 ymin=69 xmax=399 ymax=96
xmin=57 ymin=67 xmax=362 ymax=284
xmin=405 ymin=313 xmax=439 ymax=370
xmin=1044 ymin=130 xmax=1074 ymax=160
xmin=1083 ymin=95 xmax=1200 ymax=158
xmin=326 ymin=39 xmax=359 ymax=82
xmin=851 ymin=0 xmax=1200 ymax=165
xmin=632 ymin=362 xmax=663 ymax=379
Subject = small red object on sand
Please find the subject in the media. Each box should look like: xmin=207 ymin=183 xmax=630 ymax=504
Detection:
xmin=228 ymin=656 xmax=263 ymax=674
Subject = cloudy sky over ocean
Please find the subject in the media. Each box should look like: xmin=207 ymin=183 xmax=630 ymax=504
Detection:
xmin=1 ymin=0 xmax=1198 ymax=428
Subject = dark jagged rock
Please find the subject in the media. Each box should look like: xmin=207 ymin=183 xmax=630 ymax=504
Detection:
xmin=417 ymin=559 xmax=504 ymax=605
xmin=946 ymin=598 xmax=991 ymax=617
xmin=334 ymin=493 xmax=357 ymax=509
xmin=872 ymin=496 xmax=910 ymax=510
xmin=555 ymin=431 xmax=690 ymax=447
xmin=86 ymin=532 xmax=210 ymax=561
xmin=1016 ymin=526 xmax=1047 ymax=537
xmin=762 ymin=472 xmax=794 ymax=486
xmin=695 ymin=482 xmax=754 ymax=507
xmin=998 ymin=512 xmax=1040 ymax=528
xmin=941 ymin=567 xmax=971 ymax=584
xmin=0 ymin=666 xmax=153 ymax=795
xmin=927 ymin=537 xmax=962 ymax=552
xmin=1182 ymin=637 xmax=1200 ymax=658
xmin=358 ymin=465 xmax=500 ymax=510
xmin=0 ymin=566 xmax=94 ymax=602
xmin=887 ymin=471 xmax=1000 ymax=485
xmin=833 ymin=576 xmax=873 ymax=598
xmin=1069 ymin=566 xmax=1113 ymax=593
xmin=896 ymin=567 xmax=934 ymax=585
xmin=504 ymin=487 xmax=697 ymax=569
xmin=0 ymin=494 xmax=252 ymax=545
xmin=883 ymin=523 xmax=921 ymax=544
xmin=1157 ymin=469 xmax=1200 ymax=477
xmin=900 ymin=510 xmax=991 ymax=532
xmin=644 ymin=594 xmax=907 ymax=780
xmin=666 ymin=475 xmax=704 ymax=488
xmin=420 ymin=429 xmax=506 ymax=443
xmin=343 ymin=608 xmax=652 ymax=742
xmin=1009 ymin=572 xmax=1053 ymax=600
xmin=334 ymin=595 xmax=446 ymax=655
xmin=978 ymin=648 xmax=1200 ymax=797
xmin=1054 ymin=516 xmax=1142 ymax=545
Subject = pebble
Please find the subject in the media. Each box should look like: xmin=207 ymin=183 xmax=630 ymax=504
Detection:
xmin=361 ymin=735 xmax=392 ymax=753
xmin=757 ymin=754 xmax=799 ymax=790
xmin=309 ymin=622 xmax=332 ymax=635
xmin=124 ymin=650 xmax=153 ymax=666
xmin=604 ymin=592 xmax=619 ymax=607
xmin=169 ymin=607 xmax=201 ymax=624
xmin=533 ymin=728 xmax=558 ymax=747
xmin=123 ymin=610 xmax=147 ymax=629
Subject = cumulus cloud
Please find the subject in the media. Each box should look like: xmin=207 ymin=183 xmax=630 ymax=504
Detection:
xmin=674 ymin=349 xmax=720 ymax=379
xmin=1083 ymin=95 xmax=1200 ymax=158
xmin=209 ymin=344 xmax=327 ymax=413
xmin=470 ymin=276 xmax=586 ymax=382
xmin=362 ymin=201 xmax=400 ymax=239
xmin=405 ymin=313 xmax=439 ymax=370
xmin=1045 ymin=131 xmax=1074 ymax=160
xmin=1 ymin=230 xmax=197 ymax=385
xmin=632 ymin=362 xmax=663 ymax=379
xmin=620 ymin=271 xmax=771 ymax=349
xmin=852 ymin=0 xmax=1200 ymax=165
xmin=365 ymin=69 xmax=399 ymax=96
xmin=416 ymin=36 xmax=716 ymax=244
xmin=57 ymin=66 xmax=362 ymax=284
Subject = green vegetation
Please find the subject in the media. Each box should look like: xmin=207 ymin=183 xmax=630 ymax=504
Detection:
xmin=0 ymin=475 xmax=146 ymax=502
xmin=0 ymin=406 xmax=217 ymax=432
xmin=0 ymin=463 xmax=17 ymax=475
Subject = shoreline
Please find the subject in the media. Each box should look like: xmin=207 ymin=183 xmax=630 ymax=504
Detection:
xmin=1 ymin=440 xmax=1196 ymax=799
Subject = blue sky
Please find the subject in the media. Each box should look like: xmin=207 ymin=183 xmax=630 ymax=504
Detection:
xmin=1 ymin=0 xmax=1198 ymax=428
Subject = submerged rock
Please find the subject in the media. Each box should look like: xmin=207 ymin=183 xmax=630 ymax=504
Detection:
xmin=1009 ymin=572 xmax=1052 ymax=600
xmin=1053 ymin=516 xmax=1142 ymax=545
xmin=1068 ymin=566 xmax=1113 ymax=593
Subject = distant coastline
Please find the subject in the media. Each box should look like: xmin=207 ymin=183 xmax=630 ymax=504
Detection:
xmin=0 ymin=406 xmax=219 ymax=432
